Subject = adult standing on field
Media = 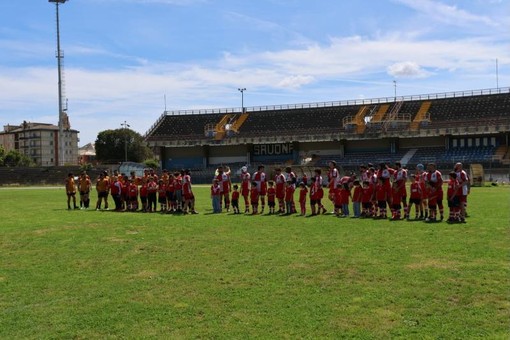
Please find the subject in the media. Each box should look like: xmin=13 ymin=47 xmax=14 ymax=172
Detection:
xmin=274 ymin=167 xmax=286 ymax=213
xmin=425 ymin=163 xmax=444 ymax=221
xmin=284 ymin=166 xmax=297 ymax=213
xmin=240 ymin=166 xmax=251 ymax=213
xmin=454 ymin=162 xmax=469 ymax=222
xmin=182 ymin=169 xmax=198 ymax=214
xmin=65 ymin=173 xmax=78 ymax=210
xmin=78 ymin=171 xmax=91 ymax=209
xmin=253 ymin=165 xmax=267 ymax=214
xmin=216 ymin=166 xmax=232 ymax=212
xmin=327 ymin=160 xmax=340 ymax=202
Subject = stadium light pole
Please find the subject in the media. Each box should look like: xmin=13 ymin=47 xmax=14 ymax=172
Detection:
xmin=121 ymin=121 xmax=130 ymax=163
xmin=238 ymin=88 xmax=246 ymax=113
xmin=393 ymin=80 xmax=397 ymax=101
xmin=49 ymin=0 xmax=68 ymax=166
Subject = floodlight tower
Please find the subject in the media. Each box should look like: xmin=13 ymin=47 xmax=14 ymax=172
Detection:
xmin=121 ymin=121 xmax=130 ymax=162
xmin=49 ymin=0 xmax=68 ymax=166
xmin=238 ymin=88 xmax=246 ymax=113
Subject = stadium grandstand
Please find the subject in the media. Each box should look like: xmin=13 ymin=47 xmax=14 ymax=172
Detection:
xmin=145 ymin=87 xmax=510 ymax=183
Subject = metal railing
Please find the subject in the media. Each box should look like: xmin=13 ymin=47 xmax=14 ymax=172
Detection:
xmin=144 ymin=87 xmax=509 ymax=137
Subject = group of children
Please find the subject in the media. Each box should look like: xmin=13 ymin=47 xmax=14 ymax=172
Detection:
xmin=65 ymin=168 xmax=199 ymax=214
xmin=66 ymin=161 xmax=469 ymax=224
xmin=209 ymin=161 xmax=469 ymax=223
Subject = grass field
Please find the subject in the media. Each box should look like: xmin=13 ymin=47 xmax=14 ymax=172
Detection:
xmin=1 ymin=185 xmax=509 ymax=339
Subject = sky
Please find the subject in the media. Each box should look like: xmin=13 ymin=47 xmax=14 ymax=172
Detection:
xmin=0 ymin=0 xmax=508 ymax=146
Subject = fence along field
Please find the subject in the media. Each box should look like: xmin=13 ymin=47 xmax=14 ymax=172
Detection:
xmin=0 ymin=185 xmax=508 ymax=338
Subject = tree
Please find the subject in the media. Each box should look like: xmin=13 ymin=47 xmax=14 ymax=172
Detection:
xmin=0 ymin=145 xmax=4 ymax=166
xmin=2 ymin=149 xmax=34 ymax=167
xmin=95 ymin=128 xmax=153 ymax=163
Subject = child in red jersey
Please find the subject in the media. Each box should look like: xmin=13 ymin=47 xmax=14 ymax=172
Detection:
xmin=211 ymin=179 xmax=221 ymax=213
xmin=447 ymin=172 xmax=461 ymax=223
xmin=127 ymin=179 xmax=139 ymax=212
xmin=266 ymin=181 xmax=276 ymax=214
xmin=166 ymin=173 xmax=176 ymax=213
xmin=407 ymin=174 xmax=422 ymax=220
xmin=250 ymin=181 xmax=259 ymax=215
xmin=425 ymin=182 xmax=438 ymax=222
xmin=390 ymin=182 xmax=402 ymax=220
xmin=231 ymin=184 xmax=240 ymax=214
xmin=352 ymin=180 xmax=362 ymax=218
xmin=284 ymin=180 xmax=295 ymax=215
xmin=333 ymin=183 xmax=343 ymax=217
xmin=147 ymin=176 xmax=158 ymax=212
xmin=158 ymin=179 xmax=167 ymax=213
xmin=139 ymin=178 xmax=148 ymax=212
xmin=339 ymin=183 xmax=351 ymax=217
xmin=375 ymin=177 xmax=387 ymax=219
xmin=298 ymin=182 xmax=308 ymax=216
xmin=361 ymin=181 xmax=373 ymax=217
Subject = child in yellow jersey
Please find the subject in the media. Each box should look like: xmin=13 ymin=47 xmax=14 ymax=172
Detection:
xmin=78 ymin=172 xmax=91 ymax=209
xmin=65 ymin=173 xmax=78 ymax=210
xmin=95 ymin=172 xmax=110 ymax=210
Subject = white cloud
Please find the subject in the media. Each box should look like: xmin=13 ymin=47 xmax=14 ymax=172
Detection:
xmin=278 ymin=75 xmax=315 ymax=89
xmin=395 ymin=0 xmax=498 ymax=27
xmin=387 ymin=61 xmax=431 ymax=78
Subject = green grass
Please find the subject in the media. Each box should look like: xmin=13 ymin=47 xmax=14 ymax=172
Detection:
xmin=1 ymin=185 xmax=509 ymax=339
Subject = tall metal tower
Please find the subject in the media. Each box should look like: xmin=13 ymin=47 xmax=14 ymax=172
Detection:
xmin=49 ymin=0 xmax=68 ymax=166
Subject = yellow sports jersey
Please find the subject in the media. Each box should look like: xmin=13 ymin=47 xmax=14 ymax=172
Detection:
xmin=78 ymin=177 xmax=91 ymax=192
xmin=66 ymin=177 xmax=76 ymax=193
xmin=96 ymin=177 xmax=109 ymax=192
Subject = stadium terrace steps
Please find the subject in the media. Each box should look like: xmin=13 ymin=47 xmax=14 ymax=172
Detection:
xmin=400 ymin=149 xmax=418 ymax=165
xmin=355 ymin=106 xmax=369 ymax=134
xmin=410 ymin=101 xmax=432 ymax=131
xmin=368 ymin=104 xmax=390 ymax=124
xmin=229 ymin=112 xmax=249 ymax=133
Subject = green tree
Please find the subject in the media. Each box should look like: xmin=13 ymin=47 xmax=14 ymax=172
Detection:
xmin=95 ymin=129 xmax=153 ymax=163
xmin=3 ymin=149 xmax=34 ymax=167
xmin=0 ymin=145 xmax=4 ymax=166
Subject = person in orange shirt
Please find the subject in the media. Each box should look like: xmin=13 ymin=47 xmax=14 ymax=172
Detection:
xmin=65 ymin=173 xmax=78 ymax=210
xmin=95 ymin=172 xmax=110 ymax=210
xmin=78 ymin=171 xmax=91 ymax=209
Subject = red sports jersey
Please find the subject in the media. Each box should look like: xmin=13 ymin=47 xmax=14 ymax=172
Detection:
xmin=158 ymin=184 xmax=167 ymax=198
xmin=299 ymin=187 xmax=308 ymax=203
xmin=240 ymin=172 xmax=251 ymax=196
xmin=352 ymin=186 xmax=363 ymax=203
xmin=128 ymin=183 xmax=138 ymax=198
xmin=250 ymin=188 xmax=259 ymax=203
xmin=409 ymin=182 xmax=422 ymax=199
xmin=274 ymin=173 xmax=286 ymax=199
xmin=362 ymin=186 xmax=373 ymax=203
xmin=285 ymin=185 xmax=295 ymax=202
xmin=267 ymin=187 xmax=276 ymax=203
xmin=375 ymin=183 xmax=387 ymax=201
xmin=231 ymin=191 xmax=240 ymax=200
xmin=211 ymin=184 xmax=221 ymax=196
